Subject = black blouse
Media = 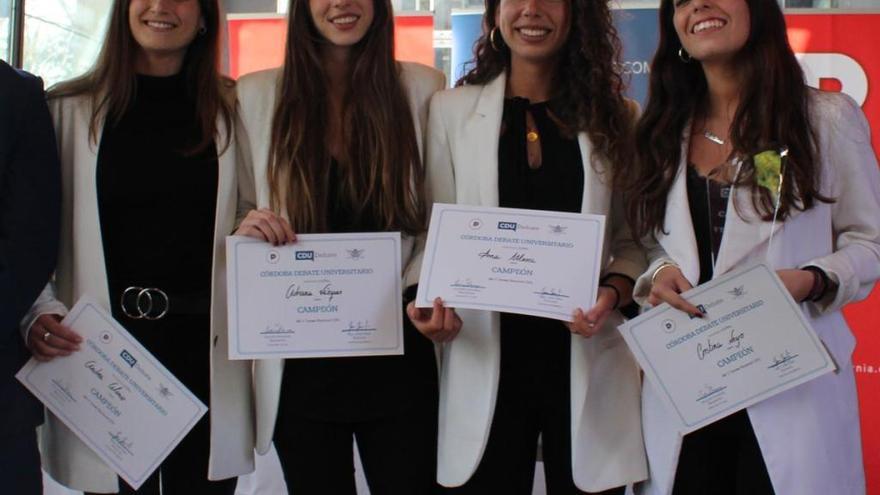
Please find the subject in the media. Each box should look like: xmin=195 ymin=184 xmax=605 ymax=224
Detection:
xmin=97 ymin=73 xmax=218 ymax=331
xmin=279 ymin=159 xmax=437 ymax=422
xmin=498 ymin=97 xmax=584 ymax=212
xmin=686 ymin=164 xmax=732 ymax=285
xmin=497 ymin=97 xmax=584 ymax=380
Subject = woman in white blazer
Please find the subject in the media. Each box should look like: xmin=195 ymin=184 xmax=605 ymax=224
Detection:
xmin=423 ymin=0 xmax=647 ymax=493
xmin=233 ymin=0 xmax=445 ymax=492
xmin=23 ymin=0 xmax=253 ymax=493
xmin=623 ymin=0 xmax=880 ymax=493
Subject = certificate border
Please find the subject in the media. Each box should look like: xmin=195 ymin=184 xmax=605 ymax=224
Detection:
xmin=421 ymin=206 xmax=604 ymax=319
xmin=19 ymin=301 xmax=206 ymax=488
xmin=626 ymin=264 xmax=832 ymax=429
xmin=230 ymin=234 xmax=404 ymax=358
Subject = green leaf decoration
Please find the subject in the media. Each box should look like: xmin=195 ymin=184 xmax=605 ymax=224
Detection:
xmin=754 ymin=150 xmax=782 ymax=198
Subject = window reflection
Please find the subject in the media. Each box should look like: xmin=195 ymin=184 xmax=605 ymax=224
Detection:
xmin=22 ymin=0 xmax=111 ymax=87
xmin=0 ymin=0 xmax=13 ymax=63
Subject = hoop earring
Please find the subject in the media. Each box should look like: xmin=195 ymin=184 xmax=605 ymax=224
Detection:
xmin=489 ymin=27 xmax=502 ymax=52
xmin=198 ymin=25 xmax=208 ymax=36
xmin=678 ymin=47 xmax=692 ymax=63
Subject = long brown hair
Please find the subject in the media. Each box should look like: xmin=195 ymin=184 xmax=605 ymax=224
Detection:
xmin=458 ymin=0 xmax=633 ymax=172
xmin=268 ymin=0 xmax=425 ymax=235
xmin=624 ymin=0 xmax=832 ymax=240
xmin=49 ymin=0 xmax=233 ymax=153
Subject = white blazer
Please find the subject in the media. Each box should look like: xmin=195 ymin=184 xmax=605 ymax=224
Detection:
xmin=234 ymin=62 xmax=445 ymax=456
xmin=632 ymin=91 xmax=880 ymax=495
xmin=426 ymin=73 xmax=648 ymax=492
xmin=23 ymin=89 xmax=256 ymax=493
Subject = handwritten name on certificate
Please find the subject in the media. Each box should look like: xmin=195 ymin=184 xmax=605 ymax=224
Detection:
xmin=16 ymin=298 xmax=207 ymax=490
xmin=416 ymin=204 xmax=605 ymax=321
xmin=226 ymin=233 xmax=403 ymax=360
xmin=619 ymin=264 xmax=835 ymax=433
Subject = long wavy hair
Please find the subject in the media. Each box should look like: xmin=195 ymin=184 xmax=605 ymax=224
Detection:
xmin=49 ymin=0 xmax=233 ymax=153
xmin=268 ymin=0 xmax=425 ymax=235
xmin=624 ymin=0 xmax=832 ymax=240
xmin=458 ymin=0 xmax=632 ymax=172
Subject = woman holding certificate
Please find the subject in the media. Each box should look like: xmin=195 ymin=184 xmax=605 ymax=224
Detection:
xmin=422 ymin=0 xmax=647 ymax=492
xmin=623 ymin=0 xmax=880 ymax=493
xmin=234 ymin=0 xmax=445 ymax=492
xmin=22 ymin=0 xmax=250 ymax=493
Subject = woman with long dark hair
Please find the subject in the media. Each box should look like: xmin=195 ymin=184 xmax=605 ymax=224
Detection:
xmin=234 ymin=0 xmax=445 ymax=492
xmin=623 ymin=0 xmax=880 ymax=493
xmin=24 ymin=0 xmax=251 ymax=493
xmin=424 ymin=0 xmax=647 ymax=492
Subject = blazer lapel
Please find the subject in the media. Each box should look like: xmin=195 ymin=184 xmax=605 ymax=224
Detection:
xmin=713 ymin=161 xmax=801 ymax=275
xmin=657 ymin=134 xmax=701 ymax=285
xmin=577 ymin=132 xmax=616 ymax=215
xmin=466 ymin=73 xmax=506 ymax=207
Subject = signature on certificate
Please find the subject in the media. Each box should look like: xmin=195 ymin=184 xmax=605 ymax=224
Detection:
xmin=698 ymin=327 xmax=747 ymax=360
xmin=109 ymin=431 xmax=134 ymax=453
xmin=452 ymin=278 xmax=485 ymax=289
xmin=262 ymin=323 xmax=295 ymax=335
xmin=319 ymin=284 xmax=343 ymax=302
xmin=478 ymin=248 xmax=500 ymax=260
xmin=285 ymin=284 xmax=313 ymax=298
xmin=534 ymin=287 xmax=568 ymax=298
xmin=85 ymin=361 xmax=105 ymax=380
xmin=509 ymin=251 xmax=536 ymax=264
xmin=768 ymin=350 xmax=799 ymax=369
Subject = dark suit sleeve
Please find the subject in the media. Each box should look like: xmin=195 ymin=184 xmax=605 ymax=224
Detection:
xmin=0 ymin=68 xmax=61 ymax=339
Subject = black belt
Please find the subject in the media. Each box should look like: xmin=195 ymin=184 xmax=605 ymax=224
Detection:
xmin=119 ymin=286 xmax=211 ymax=320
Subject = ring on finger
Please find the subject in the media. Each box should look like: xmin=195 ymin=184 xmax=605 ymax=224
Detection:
xmin=43 ymin=331 xmax=51 ymax=342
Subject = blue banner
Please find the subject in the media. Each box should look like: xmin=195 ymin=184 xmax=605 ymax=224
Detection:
xmin=448 ymin=8 xmax=661 ymax=106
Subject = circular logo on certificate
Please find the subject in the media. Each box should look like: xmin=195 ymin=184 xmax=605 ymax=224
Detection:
xmin=662 ymin=319 xmax=676 ymax=333
xmin=267 ymin=250 xmax=280 ymax=264
xmin=470 ymin=218 xmax=483 ymax=230
xmin=100 ymin=331 xmax=113 ymax=344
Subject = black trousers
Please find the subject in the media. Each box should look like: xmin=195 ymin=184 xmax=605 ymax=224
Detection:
xmin=441 ymin=316 xmax=625 ymax=495
xmin=0 ymin=428 xmax=42 ymax=495
xmin=672 ymin=410 xmax=775 ymax=495
xmin=90 ymin=314 xmax=236 ymax=495
xmin=273 ymin=403 xmax=439 ymax=495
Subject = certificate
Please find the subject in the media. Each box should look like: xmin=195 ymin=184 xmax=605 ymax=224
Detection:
xmin=16 ymin=298 xmax=207 ymax=490
xmin=416 ymin=203 xmax=605 ymax=321
xmin=226 ymin=233 xmax=403 ymax=359
xmin=618 ymin=264 xmax=835 ymax=433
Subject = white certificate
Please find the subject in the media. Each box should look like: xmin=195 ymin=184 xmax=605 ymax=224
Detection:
xmin=618 ymin=264 xmax=836 ymax=433
xmin=16 ymin=298 xmax=207 ymax=490
xmin=416 ymin=204 xmax=605 ymax=321
xmin=226 ymin=233 xmax=403 ymax=359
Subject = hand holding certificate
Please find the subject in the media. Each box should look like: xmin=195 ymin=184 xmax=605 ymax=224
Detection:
xmin=16 ymin=298 xmax=207 ymax=490
xmin=226 ymin=233 xmax=404 ymax=359
xmin=618 ymin=264 xmax=835 ymax=433
xmin=416 ymin=204 xmax=606 ymax=321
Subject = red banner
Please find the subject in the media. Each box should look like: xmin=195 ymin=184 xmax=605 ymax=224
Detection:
xmin=787 ymin=13 xmax=880 ymax=494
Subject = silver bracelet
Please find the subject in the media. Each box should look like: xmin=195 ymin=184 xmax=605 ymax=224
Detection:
xmin=651 ymin=262 xmax=679 ymax=286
